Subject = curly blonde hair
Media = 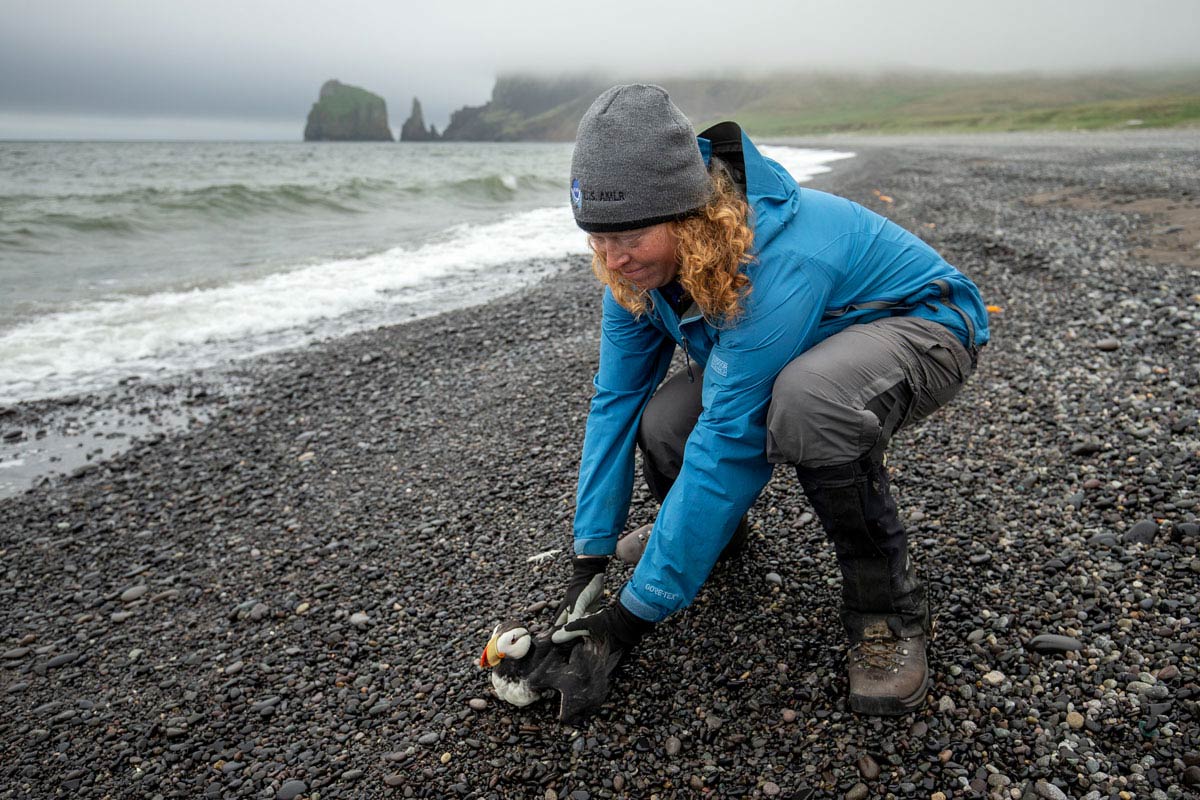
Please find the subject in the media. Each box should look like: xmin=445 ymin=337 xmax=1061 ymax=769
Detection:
xmin=591 ymin=166 xmax=754 ymax=322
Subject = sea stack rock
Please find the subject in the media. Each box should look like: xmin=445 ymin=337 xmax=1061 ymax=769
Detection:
xmin=304 ymin=79 xmax=393 ymax=141
xmin=400 ymin=98 xmax=439 ymax=141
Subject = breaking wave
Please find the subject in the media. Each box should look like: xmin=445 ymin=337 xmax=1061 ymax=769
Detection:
xmin=0 ymin=172 xmax=563 ymax=243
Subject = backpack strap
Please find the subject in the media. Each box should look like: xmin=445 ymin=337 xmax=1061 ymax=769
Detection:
xmin=697 ymin=121 xmax=747 ymax=194
xmin=931 ymin=279 xmax=979 ymax=365
xmin=825 ymin=281 xmax=979 ymax=367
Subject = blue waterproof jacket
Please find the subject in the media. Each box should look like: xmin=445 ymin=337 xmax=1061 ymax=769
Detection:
xmin=572 ymin=128 xmax=989 ymax=622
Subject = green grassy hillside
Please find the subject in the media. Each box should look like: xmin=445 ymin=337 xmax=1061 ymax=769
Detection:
xmin=703 ymin=70 xmax=1200 ymax=135
xmin=443 ymin=69 xmax=1200 ymax=140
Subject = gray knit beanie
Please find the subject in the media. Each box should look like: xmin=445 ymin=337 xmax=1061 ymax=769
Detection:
xmin=570 ymin=84 xmax=711 ymax=232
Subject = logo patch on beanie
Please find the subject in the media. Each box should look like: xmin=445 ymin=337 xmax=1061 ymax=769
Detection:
xmin=571 ymin=178 xmax=583 ymax=210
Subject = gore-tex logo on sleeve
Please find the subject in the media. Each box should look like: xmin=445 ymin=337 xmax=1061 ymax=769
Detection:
xmin=709 ymin=354 xmax=729 ymax=377
xmin=643 ymin=583 xmax=678 ymax=601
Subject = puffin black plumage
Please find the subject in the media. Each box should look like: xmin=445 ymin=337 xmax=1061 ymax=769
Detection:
xmin=479 ymin=620 xmax=624 ymax=724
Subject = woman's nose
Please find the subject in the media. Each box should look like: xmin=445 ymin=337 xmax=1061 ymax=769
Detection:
xmin=606 ymin=242 xmax=629 ymax=267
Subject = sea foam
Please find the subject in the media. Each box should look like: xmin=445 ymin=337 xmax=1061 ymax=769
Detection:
xmin=758 ymin=145 xmax=857 ymax=181
xmin=0 ymin=206 xmax=587 ymax=402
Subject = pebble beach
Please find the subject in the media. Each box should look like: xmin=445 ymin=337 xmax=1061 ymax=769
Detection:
xmin=1 ymin=130 xmax=1198 ymax=799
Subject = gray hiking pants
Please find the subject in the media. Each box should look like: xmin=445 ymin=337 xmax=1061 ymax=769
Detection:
xmin=637 ymin=316 xmax=975 ymax=491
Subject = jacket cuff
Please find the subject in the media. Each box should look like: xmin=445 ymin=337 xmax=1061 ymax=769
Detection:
xmin=619 ymin=584 xmax=671 ymax=623
xmin=574 ymin=537 xmax=617 ymax=557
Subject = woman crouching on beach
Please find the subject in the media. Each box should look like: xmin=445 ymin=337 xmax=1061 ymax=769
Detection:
xmin=547 ymin=84 xmax=989 ymax=715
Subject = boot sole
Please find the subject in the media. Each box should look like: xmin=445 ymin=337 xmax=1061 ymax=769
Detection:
xmin=849 ymin=671 xmax=930 ymax=716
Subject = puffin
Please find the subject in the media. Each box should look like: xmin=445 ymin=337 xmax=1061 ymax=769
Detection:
xmin=479 ymin=620 xmax=623 ymax=724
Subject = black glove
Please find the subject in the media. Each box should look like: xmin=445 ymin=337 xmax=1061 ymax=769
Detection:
xmin=553 ymin=555 xmax=609 ymax=629
xmin=551 ymin=599 xmax=654 ymax=651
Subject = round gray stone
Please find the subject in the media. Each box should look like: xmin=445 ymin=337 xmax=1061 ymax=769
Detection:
xmin=846 ymin=783 xmax=869 ymax=800
xmin=1123 ymin=519 xmax=1158 ymax=544
xmin=276 ymin=780 xmax=306 ymax=800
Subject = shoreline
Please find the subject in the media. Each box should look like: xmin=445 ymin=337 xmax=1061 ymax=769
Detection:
xmin=2 ymin=131 xmax=1198 ymax=798
xmin=0 ymin=254 xmax=577 ymax=500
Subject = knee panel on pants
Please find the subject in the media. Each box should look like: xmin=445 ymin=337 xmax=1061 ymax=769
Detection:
xmin=765 ymin=368 xmax=886 ymax=469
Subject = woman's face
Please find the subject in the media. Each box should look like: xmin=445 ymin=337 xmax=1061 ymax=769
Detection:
xmin=590 ymin=223 xmax=679 ymax=291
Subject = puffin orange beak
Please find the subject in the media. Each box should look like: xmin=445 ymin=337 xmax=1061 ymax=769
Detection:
xmin=480 ymin=636 xmax=503 ymax=668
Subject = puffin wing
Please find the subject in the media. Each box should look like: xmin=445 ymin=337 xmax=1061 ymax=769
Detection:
xmin=553 ymin=637 xmax=625 ymax=725
xmin=520 ymin=633 xmax=571 ymax=688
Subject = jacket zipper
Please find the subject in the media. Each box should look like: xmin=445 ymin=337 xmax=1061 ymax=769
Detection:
xmin=682 ymin=338 xmax=694 ymax=383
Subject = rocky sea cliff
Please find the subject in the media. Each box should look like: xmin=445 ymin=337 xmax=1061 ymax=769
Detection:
xmin=304 ymin=80 xmax=393 ymax=142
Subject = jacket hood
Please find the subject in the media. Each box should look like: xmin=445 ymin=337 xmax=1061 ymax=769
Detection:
xmin=699 ymin=124 xmax=800 ymax=255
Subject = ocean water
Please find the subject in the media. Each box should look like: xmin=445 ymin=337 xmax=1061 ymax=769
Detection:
xmin=0 ymin=141 xmax=853 ymax=403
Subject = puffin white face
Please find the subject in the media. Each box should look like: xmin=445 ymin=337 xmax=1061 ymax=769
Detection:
xmin=495 ymin=626 xmax=532 ymax=659
xmin=480 ymin=622 xmax=533 ymax=668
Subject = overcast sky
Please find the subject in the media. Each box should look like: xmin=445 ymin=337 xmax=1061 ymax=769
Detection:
xmin=1 ymin=0 xmax=1197 ymax=140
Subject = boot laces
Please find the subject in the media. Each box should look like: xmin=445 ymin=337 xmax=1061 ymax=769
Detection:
xmin=851 ymin=628 xmax=907 ymax=671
